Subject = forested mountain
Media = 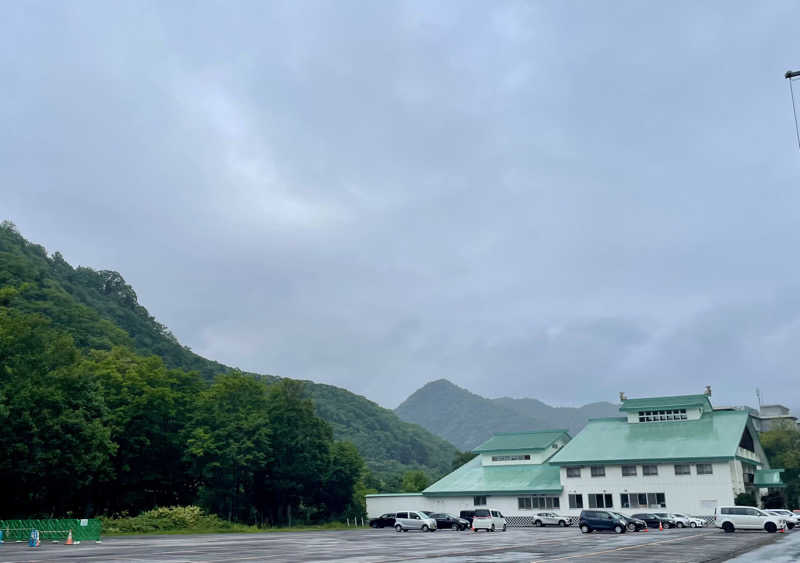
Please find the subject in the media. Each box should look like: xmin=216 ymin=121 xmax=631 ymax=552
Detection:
xmin=0 ymin=221 xmax=457 ymax=498
xmin=395 ymin=379 xmax=619 ymax=451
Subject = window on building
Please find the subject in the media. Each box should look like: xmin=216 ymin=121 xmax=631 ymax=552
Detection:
xmin=492 ymin=454 xmax=531 ymax=462
xmin=590 ymin=465 xmax=606 ymax=477
xmin=696 ymin=463 xmax=713 ymax=475
xmin=473 ymin=496 xmax=487 ymax=506
xmin=568 ymin=494 xmax=583 ymax=509
xmin=621 ymin=492 xmax=667 ymax=508
xmin=647 ymin=492 xmax=666 ymax=508
xmin=744 ymin=470 xmax=755 ymax=484
xmin=588 ymin=493 xmax=613 ymax=509
xmin=638 ymin=408 xmax=687 ymax=422
xmin=622 ymin=464 xmax=637 ymax=476
xmin=518 ymin=497 xmax=532 ymax=510
xmin=643 ymin=464 xmax=658 ymax=476
xmin=566 ymin=467 xmax=581 ymax=478
xmin=674 ymin=464 xmax=690 ymax=475
xmin=620 ymin=493 xmax=630 ymax=508
xmin=518 ymin=496 xmax=560 ymax=510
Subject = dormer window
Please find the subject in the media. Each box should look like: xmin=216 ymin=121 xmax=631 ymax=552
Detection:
xmin=491 ymin=454 xmax=531 ymax=462
xmin=638 ymin=409 xmax=687 ymax=422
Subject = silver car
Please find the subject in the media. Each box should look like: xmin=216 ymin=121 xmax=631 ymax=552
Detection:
xmin=394 ymin=511 xmax=437 ymax=532
xmin=532 ymin=512 xmax=570 ymax=527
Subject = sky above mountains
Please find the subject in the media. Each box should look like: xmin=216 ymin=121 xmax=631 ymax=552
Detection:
xmin=3 ymin=1 xmax=800 ymax=410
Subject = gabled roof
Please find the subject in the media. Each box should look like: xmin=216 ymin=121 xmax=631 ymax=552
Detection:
xmin=754 ymin=468 xmax=785 ymax=488
xmin=472 ymin=430 xmax=570 ymax=453
xmin=423 ymin=456 xmax=562 ymax=496
xmin=619 ymin=394 xmax=712 ymax=412
xmin=549 ymin=410 xmax=750 ymax=465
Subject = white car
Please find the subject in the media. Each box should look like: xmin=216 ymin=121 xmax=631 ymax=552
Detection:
xmin=394 ymin=511 xmax=437 ymax=532
xmin=671 ymin=512 xmax=705 ymax=528
xmin=766 ymin=509 xmax=799 ymax=529
xmin=471 ymin=508 xmax=507 ymax=532
xmin=532 ymin=512 xmax=571 ymax=527
xmin=715 ymin=506 xmax=785 ymax=533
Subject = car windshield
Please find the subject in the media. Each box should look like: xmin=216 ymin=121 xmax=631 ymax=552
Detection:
xmin=474 ymin=509 xmax=491 ymax=517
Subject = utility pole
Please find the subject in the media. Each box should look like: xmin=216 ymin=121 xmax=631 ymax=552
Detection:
xmin=786 ymin=70 xmax=800 ymax=150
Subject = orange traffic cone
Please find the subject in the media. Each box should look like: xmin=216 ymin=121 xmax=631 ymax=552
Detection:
xmin=65 ymin=530 xmax=73 ymax=545
xmin=658 ymin=521 xmax=663 ymax=531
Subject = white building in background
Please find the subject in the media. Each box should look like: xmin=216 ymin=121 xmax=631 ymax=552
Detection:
xmin=751 ymin=404 xmax=798 ymax=432
xmin=366 ymin=390 xmax=785 ymax=524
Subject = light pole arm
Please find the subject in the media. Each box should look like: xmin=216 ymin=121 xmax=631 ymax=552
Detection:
xmin=786 ymin=70 xmax=800 ymax=79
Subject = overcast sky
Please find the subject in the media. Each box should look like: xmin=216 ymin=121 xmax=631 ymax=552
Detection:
xmin=3 ymin=1 xmax=800 ymax=410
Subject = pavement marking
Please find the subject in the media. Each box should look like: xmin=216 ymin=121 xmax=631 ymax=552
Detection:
xmin=530 ymin=532 xmax=707 ymax=562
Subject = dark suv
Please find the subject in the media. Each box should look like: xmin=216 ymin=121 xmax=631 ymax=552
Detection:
xmin=579 ymin=510 xmax=627 ymax=534
xmin=459 ymin=510 xmax=476 ymax=527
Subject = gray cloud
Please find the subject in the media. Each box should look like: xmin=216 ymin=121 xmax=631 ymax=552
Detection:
xmin=3 ymin=0 xmax=800 ymax=409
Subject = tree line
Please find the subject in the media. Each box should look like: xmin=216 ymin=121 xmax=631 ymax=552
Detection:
xmin=0 ymin=304 xmax=364 ymax=524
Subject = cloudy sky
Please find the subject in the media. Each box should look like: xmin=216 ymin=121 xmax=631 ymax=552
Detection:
xmin=3 ymin=1 xmax=800 ymax=410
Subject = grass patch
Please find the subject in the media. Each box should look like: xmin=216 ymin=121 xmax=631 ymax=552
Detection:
xmin=101 ymin=506 xmax=365 ymax=536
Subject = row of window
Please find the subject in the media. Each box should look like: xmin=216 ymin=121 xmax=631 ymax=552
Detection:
xmin=491 ymin=454 xmax=531 ymax=462
xmin=567 ymin=463 xmax=713 ymax=478
xmin=567 ymin=492 xmax=668 ymax=509
xmin=473 ymin=496 xmax=487 ymax=506
xmin=638 ymin=409 xmax=688 ymax=422
xmin=517 ymin=495 xmax=561 ymax=510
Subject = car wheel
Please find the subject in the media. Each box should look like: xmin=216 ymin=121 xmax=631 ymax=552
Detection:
xmin=690 ymin=522 xmax=697 ymax=528
xmin=559 ymin=520 xmax=566 ymax=527
xmin=421 ymin=524 xmax=429 ymax=532
xmin=614 ymin=525 xmax=623 ymax=534
xmin=370 ymin=521 xmax=377 ymax=528
xmin=765 ymin=522 xmax=777 ymax=533
xmin=626 ymin=523 xmax=636 ymax=532
xmin=677 ymin=522 xmax=684 ymax=528
xmin=722 ymin=522 xmax=735 ymax=533
xmin=489 ymin=524 xmax=495 ymax=532
xmin=580 ymin=524 xmax=590 ymax=534
xmin=534 ymin=520 xmax=543 ymax=527
xmin=473 ymin=527 xmax=478 ymax=532
xmin=503 ymin=524 xmax=507 ymax=531
xmin=395 ymin=524 xmax=403 ymax=532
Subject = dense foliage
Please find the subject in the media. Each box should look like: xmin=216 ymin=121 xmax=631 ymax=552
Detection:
xmin=0 ymin=222 xmax=457 ymax=491
xmin=760 ymin=421 xmax=800 ymax=509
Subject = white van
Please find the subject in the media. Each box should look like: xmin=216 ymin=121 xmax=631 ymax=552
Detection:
xmin=714 ymin=506 xmax=785 ymax=533
xmin=394 ymin=511 xmax=437 ymax=532
xmin=471 ymin=508 xmax=507 ymax=532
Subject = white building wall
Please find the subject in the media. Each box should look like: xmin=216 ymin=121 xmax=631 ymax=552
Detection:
xmin=366 ymin=495 xmax=429 ymax=518
xmin=367 ymin=494 xmax=558 ymax=522
xmin=558 ymin=461 xmax=735 ymax=517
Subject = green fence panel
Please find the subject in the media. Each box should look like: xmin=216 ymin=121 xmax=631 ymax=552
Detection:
xmin=0 ymin=519 xmax=102 ymax=542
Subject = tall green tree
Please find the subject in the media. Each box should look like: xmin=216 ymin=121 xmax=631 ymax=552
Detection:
xmin=187 ymin=373 xmax=272 ymax=523
xmin=401 ymin=470 xmax=429 ymax=492
xmin=263 ymin=379 xmax=332 ymax=525
xmin=760 ymin=422 xmax=800 ymax=509
xmin=322 ymin=441 xmax=365 ymax=519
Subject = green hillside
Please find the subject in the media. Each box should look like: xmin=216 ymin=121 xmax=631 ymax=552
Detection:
xmin=0 ymin=221 xmax=457 ymax=485
xmin=396 ymin=379 xmax=620 ymax=451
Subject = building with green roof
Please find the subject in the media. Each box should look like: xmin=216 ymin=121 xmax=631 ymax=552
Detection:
xmin=366 ymin=389 xmax=784 ymax=524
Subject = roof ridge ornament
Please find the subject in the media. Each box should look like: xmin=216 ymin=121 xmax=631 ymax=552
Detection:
xmin=619 ymin=392 xmax=627 ymax=402
xmin=705 ymin=385 xmax=712 ymax=397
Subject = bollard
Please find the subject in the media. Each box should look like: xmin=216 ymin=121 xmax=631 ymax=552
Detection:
xmin=28 ymin=529 xmax=40 ymax=548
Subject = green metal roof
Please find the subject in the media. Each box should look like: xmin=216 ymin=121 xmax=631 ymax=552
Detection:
xmin=549 ymin=410 xmax=751 ymax=465
xmin=619 ymin=394 xmax=712 ymax=412
xmin=422 ymin=456 xmax=562 ymax=496
xmin=754 ymin=469 xmax=785 ymax=488
xmin=365 ymin=493 xmax=424 ymax=497
xmin=472 ymin=430 xmax=570 ymax=453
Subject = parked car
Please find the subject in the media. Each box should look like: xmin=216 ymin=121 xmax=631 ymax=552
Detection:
xmin=459 ymin=510 xmax=476 ymax=527
xmin=671 ymin=512 xmax=705 ymax=528
xmin=369 ymin=513 xmax=396 ymax=528
xmin=631 ymin=513 xmax=669 ymax=529
xmin=532 ymin=512 xmax=571 ymax=527
xmin=578 ymin=510 xmax=627 ymax=534
xmin=766 ymin=509 xmax=799 ymax=529
xmin=715 ymin=506 xmax=786 ymax=533
xmin=610 ymin=512 xmax=647 ymax=532
xmin=471 ymin=508 xmax=507 ymax=532
xmin=393 ymin=511 xmax=437 ymax=532
xmin=425 ymin=512 xmax=469 ymax=530
xmin=652 ymin=512 xmax=678 ymax=528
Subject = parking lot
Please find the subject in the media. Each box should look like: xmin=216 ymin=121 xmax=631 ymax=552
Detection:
xmin=0 ymin=526 xmax=790 ymax=562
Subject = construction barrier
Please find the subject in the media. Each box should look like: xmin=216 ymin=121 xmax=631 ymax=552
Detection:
xmin=0 ymin=519 xmax=102 ymax=543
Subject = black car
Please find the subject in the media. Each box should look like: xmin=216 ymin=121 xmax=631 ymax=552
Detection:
xmin=369 ymin=513 xmax=396 ymax=528
xmin=425 ymin=512 xmax=469 ymax=530
xmin=611 ymin=512 xmax=647 ymax=532
xmin=653 ymin=513 xmax=678 ymax=528
xmin=632 ymin=513 xmax=672 ymax=529
xmin=459 ymin=510 xmax=476 ymax=527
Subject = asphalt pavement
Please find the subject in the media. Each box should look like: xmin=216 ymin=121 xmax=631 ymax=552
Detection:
xmin=0 ymin=525 xmax=786 ymax=562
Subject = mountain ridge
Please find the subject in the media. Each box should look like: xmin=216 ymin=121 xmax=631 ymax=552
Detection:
xmin=395 ymin=378 xmax=620 ymax=451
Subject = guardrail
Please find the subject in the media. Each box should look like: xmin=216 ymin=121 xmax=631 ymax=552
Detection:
xmin=0 ymin=519 xmax=102 ymax=542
